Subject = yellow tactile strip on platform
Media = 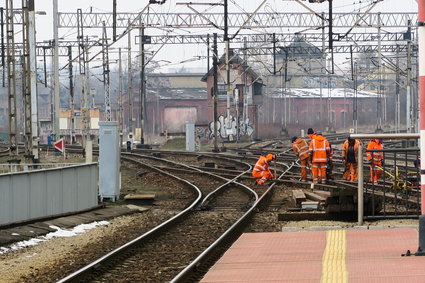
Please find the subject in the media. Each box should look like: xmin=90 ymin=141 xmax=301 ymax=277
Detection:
xmin=321 ymin=229 xmax=348 ymax=283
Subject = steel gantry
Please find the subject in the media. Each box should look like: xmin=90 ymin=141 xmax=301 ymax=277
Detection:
xmin=57 ymin=12 xmax=417 ymax=29
xmin=57 ymin=5 xmax=418 ymax=135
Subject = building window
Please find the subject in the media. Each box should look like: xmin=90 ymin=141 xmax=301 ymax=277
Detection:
xmin=218 ymin=85 xmax=229 ymax=101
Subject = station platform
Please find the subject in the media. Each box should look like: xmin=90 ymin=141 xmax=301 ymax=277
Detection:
xmin=201 ymin=227 xmax=425 ymax=282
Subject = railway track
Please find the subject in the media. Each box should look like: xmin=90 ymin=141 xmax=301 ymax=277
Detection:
xmin=0 ymin=137 xmax=421 ymax=282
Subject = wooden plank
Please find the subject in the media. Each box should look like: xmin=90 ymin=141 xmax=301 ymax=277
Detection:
xmin=124 ymin=194 xmax=155 ymax=200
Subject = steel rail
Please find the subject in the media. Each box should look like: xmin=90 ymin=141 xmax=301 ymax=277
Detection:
xmin=57 ymin=155 xmax=203 ymax=283
xmin=171 ymin=159 xmax=295 ymax=282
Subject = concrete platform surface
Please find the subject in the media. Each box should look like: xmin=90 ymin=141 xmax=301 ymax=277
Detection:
xmin=201 ymin=228 xmax=425 ymax=282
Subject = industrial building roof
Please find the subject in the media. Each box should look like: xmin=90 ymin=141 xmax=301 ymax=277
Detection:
xmin=266 ymin=87 xmax=379 ymax=99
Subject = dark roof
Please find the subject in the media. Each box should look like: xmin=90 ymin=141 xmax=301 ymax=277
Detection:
xmin=278 ymin=37 xmax=323 ymax=59
xmin=201 ymin=49 xmax=262 ymax=83
xmin=146 ymin=87 xmax=207 ymax=101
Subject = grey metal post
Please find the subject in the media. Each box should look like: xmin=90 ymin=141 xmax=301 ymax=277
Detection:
xmin=118 ymin=47 xmax=123 ymax=144
xmin=6 ymin=0 xmax=18 ymax=156
xmin=1 ymin=7 xmax=5 ymax=88
xmin=224 ymin=0 xmax=232 ymax=141
xmin=396 ymin=45 xmax=400 ymax=133
xmin=68 ymin=46 xmax=75 ymax=144
xmin=102 ymin=21 xmax=111 ymax=121
xmin=407 ymin=39 xmax=412 ymax=133
xmin=377 ymin=13 xmax=382 ymax=130
xmin=127 ymin=21 xmax=133 ymax=139
xmin=139 ymin=22 xmax=145 ymax=144
xmin=53 ymin=0 xmax=60 ymax=139
xmin=22 ymin=0 xmax=32 ymax=162
xmin=213 ymin=33 xmax=218 ymax=152
xmin=28 ymin=0 xmax=38 ymax=160
xmin=358 ymin=143 xmax=364 ymax=225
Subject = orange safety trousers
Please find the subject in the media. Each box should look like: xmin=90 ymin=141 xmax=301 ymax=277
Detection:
xmin=252 ymin=170 xmax=273 ymax=185
xmin=343 ymin=163 xmax=358 ymax=182
xmin=300 ymin=159 xmax=308 ymax=181
xmin=311 ymin=162 xmax=327 ymax=184
xmin=369 ymin=162 xmax=382 ymax=183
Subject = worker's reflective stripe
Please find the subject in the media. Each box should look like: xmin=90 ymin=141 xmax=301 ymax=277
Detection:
xmin=314 ymin=158 xmax=328 ymax=162
xmin=253 ymin=168 xmax=262 ymax=172
xmin=296 ymin=140 xmax=309 ymax=156
xmin=321 ymin=229 xmax=348 ymax=283
xmin=254 ymin=164 xmax=266 ymax=171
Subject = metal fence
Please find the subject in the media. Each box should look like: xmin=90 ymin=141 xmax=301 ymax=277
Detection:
xmin=0 ymin=163 xmax=98 ymax=225
xmin=365 ymin=148 xmax=420 ymax=219
xmin=0 ymin=163 xmax=82 ymax=174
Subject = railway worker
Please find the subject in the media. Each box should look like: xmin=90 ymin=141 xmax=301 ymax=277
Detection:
xmin=126 ymin=140 xmax=132 ymax=152
xmin=342 ymin=136 xmax=362 ymax=182
xmin=307 ymin=128 xmax=316 ymax=141
xmin=291 ymin=136 xmax=310 ymax=182
xmin=309 ymin=131 xmax=331 ymax=184
xmin=366 ymin=138 xmax=384 ymax=185
xmin=252 ymin=153 xmax=277 ymax=185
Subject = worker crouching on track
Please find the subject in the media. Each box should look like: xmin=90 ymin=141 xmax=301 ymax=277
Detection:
xmin=366 ymin=138 xmax=384 ymax=185
xmin=342 ymin=136 xmax=361 ymax=182
xmin=309 ymin=132 xmax=331 ymax=184
xmin=252 ymin=153 xmax=276 ymax=185
xmin=291 ymin=136 xmax=310 ymax=182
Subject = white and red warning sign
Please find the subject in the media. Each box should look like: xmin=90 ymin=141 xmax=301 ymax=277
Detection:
xmin=53 ymin=138 xmax=65 ymax=152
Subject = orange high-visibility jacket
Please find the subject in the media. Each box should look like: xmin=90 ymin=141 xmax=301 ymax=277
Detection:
xmin=292 ymin=138 xmax=310 ymax=160
xmin=366 ymin=139 xmax=384 ymax=163
xmin=309 ymin=135 xmax=331 ymax=163
xmin=252 ymin=155 xmax=272 ymax=176
xmin=342 ymin=139 xmax=361 ymax=163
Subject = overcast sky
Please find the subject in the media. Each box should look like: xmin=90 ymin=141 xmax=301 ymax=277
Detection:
xmin=12 ymin=0 xmax=420 ymax=72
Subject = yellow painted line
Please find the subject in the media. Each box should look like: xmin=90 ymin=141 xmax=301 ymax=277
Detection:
xmin=321 ymin=229 xmax=348 ymax=283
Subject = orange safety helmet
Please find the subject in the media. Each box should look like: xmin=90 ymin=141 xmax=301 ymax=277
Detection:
xmin=266 ymin=153 xmax=276 ymax=162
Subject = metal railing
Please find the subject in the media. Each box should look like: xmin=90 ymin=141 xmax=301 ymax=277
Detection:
xmin=0 ymin=163 xmax=83 ymax=174
xmin=365 ymin=148 xmax=420 ymax=219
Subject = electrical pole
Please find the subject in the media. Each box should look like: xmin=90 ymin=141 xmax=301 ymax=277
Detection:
xmin=22 ymin=0 xmax=39 ymax=162
xmin=377 ymin=13 xmax=382 ymax=130
xmin=213 ymin=33 xmax=218 ymax=152
xmin=396 ymin=45 xmax=400 ymax=133
xmin=118 ymin=47 xmax=123 ymax=142
xmin=224 ymin=0 xmax=232 ymax=141
xmin=243 ymin=36 xmax=248 ymax=138
xmin=128 ymin=21 xmax=133 ymax=140
xmin=112 ymin=0 xmax=117 ymax=42
xmin=139 ymin=22 xmax=145 ymax=145
xmin=329 ymin=0 xmax=334 ymax=74
xmin=1 ymin=7 xmax=5 ymax=88
xmin=102 ymin=21 xmax=111 ymax=121
xmin=77 ymin=9 xmax=90 ymax=150
xmin=407 ymin=33 xmax=412 ymax=133
xmin=53 ymin=0 xmax=60 ymax=140
xmin=353 ymin=62 xmax=358 ymax=133
xmin=68 ymin=45 xmax=75 ymax=143
xmin=6 ymin=0 xmax=18 ymax=156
